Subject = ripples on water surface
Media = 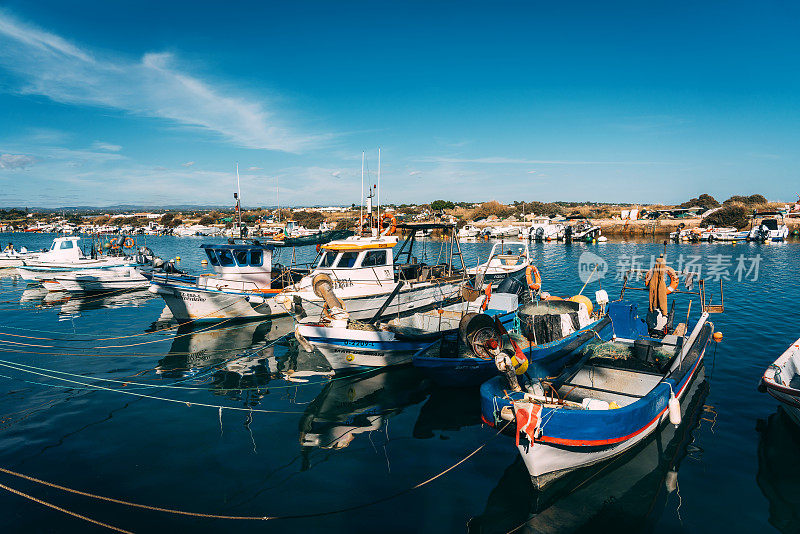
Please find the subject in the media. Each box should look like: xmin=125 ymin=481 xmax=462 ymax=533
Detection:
xmin=1 ymin=233 xmax=799 ymax=533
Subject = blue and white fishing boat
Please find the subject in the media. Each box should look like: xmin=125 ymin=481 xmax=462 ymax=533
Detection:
xmin=480 ymin=266 xmax=722 ymax=490
xmin=465 ymin=241 xmax=532 ymax=288
xmin=413 ymin=299 xmax=607 ymax=387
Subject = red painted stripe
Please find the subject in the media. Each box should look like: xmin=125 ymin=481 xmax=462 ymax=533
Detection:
xmin=481 ymin=414 xmax=495 ymax=427
xmin=536 ymin=347 xmax=705 ymax=447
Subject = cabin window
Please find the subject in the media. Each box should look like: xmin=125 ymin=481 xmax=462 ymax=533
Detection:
xmin=250 ymin=249 xmax=263 ymax=266
xmin=205 ymin=249 xmax=219 ymax=266
xmin=235 ymin=250 xmax=249 ymax=266
xmin=217 ymin=249 xmax=235 ymax=267
xmin=60 ymin=240 xmax=74 ymax=250
xmin=336 ymin=251 xmax=359 ymax=268
xmin=362 ymin=250 xmax=387 ymax=267
xmin=318 ymin=251 xmax=337 ymax=268
xmin=763 ymin=219 xmax=778 ymax=231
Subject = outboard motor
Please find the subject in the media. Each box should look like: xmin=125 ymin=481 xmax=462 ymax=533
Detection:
xmin=564 ymin=225 xmax=573 ymax=243
xmin=496 ymin=274 xmax=528 ymax=303
xmin=534 ymin=227 xmax=545 ymax=242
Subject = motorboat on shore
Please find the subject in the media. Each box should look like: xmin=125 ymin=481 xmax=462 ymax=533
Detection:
xmin=457 ymin=224 xmax=481 ymax=239
xmin=466 ymin=241 xmax=534 ymax=288
xmin=760 ymin=336 xmax=800 ymax=427
xmin=481 ymin=263 xmax=723 ymax=490
xmin=748 ymin=211 xmax=789 ymax=242
xmin=525 ymin=217 xmax=566 ymax=242
xmin=564 ymin=216 xmax=602 ymax=242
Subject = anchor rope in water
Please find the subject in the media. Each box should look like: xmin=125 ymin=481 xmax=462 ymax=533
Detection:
xmin=0 ymin=420 xmax=511 ymax=524
xmin=0 ymin=479 xmax=132 ymax=534
xmin=0 ymin=360 xmax=305 ymax=414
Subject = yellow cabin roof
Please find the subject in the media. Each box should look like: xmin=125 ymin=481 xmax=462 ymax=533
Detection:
xmin=321 ymin=241 xmax=394 ymax=251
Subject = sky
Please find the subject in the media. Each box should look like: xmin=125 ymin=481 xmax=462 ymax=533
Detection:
xmin=0 ymin=1 xmax=798 ymax=208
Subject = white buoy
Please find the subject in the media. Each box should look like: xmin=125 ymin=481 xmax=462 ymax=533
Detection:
xmin=668 ymin=389 xmax=681 ymax=427
xmin=665 ymin=470 xmax=678 ymax=492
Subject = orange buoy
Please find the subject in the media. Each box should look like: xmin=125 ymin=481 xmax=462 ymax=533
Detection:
xmin=713 ymin=332 xmax=723 ymax=342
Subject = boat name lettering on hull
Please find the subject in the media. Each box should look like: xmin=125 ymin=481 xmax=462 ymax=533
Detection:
xmin=179 ymin=292 xmax=206 ymax=302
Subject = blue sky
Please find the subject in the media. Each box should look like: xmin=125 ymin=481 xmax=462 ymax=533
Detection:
xmin=0 ymin=1 xmax=798 ymax=208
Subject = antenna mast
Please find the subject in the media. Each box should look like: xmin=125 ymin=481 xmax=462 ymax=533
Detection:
xmin=377 ymin=147 xmax=381 ymax=232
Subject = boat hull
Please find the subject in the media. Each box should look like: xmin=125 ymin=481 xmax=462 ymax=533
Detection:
xmin=517 ymin=324 xmax=711 ymax=490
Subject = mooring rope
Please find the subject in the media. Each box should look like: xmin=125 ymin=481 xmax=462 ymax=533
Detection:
xmin=0 ymin=420 xmax=511 ymax=523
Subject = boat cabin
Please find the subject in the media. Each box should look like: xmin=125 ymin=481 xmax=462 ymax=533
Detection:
xmin=306 ymin=235 xmax=398 ymax=288
xmin=38 ymin=236 xmax=85 ymax=262
xmin=201 ymin=242 xmax=274 ymax=286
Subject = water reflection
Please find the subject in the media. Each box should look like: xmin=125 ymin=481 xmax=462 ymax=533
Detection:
xmin=299 ymin=366 xmax=431 ymax=450
xmin=757 ymin=407 xmax=800 ymax=533
xmin=470 ymin=372 xmax=710 ymax=533
xmin=413 ymin=388 xmax=483 ymax=439
xmin=156 ymin=319 xmax=330 ymax=405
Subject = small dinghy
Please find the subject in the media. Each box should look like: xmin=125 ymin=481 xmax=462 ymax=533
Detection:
xmin=413 ymin=298 xmax=610 ymax=387
xmin=760 ymin=337 xmax=800 ymax=427
xmin=481 ymin=259 xmax=723 ymax=490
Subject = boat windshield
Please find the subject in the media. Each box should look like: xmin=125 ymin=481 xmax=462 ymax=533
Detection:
xmin=763 ymin=219 xmax=779 ymax=231
xmin=318 ymin=251 xmax=337 ymax=268
xmin=234 ymin=250 xmax=249 ymax=266
xmin=362 ymin=250 xmax=387 ymax=267
xmin=205 ymin=249 xmax=219 ymax=266
xmin=336 ymin=251 xmax=359 ymax=268
xmin=217 ymin=249 xmax=235 ymax=267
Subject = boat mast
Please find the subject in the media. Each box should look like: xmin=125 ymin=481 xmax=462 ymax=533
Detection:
xmin=377 ymin=147 xmax=381 ymax=233
xmin=360 ymin=151 xmax=365 ymax=232
xmin=235 ymin=163 xmax=242 ymax=237
xmin=276 ymin=176 xmax=280 ymax=223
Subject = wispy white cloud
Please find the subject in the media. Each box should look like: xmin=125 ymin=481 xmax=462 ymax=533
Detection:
xmin=247 ymin=166 xmax=262 ymax=171
xmin=0 ymin=11 xmax=328 ymax=152
xmin=182 ymin=161 xmax=195 ymax=167
xmin=408 ymin=170 xmax=421 ymax=176
xmin=416 ymin=156 xmax=668 ymax=165
xmin=91 ymin=141 xmax=122 ymax=152
xmin=0 ymin=152 xmax=35 ymax=169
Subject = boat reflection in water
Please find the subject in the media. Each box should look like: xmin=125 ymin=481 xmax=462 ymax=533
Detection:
xmin=156 ymin=318 xmax=330 ymax=405
xmin=299 ymin=366 xmax=431 ymax=451
xmin=470 ymin=371 xmax=710 ymax=534
xmin=19 ymin=285 xmax=153 ymax=313
xmin=757 ymin=407 xmax=800 ymax=533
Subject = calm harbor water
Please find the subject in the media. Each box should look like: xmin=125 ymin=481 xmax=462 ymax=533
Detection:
xmin=1 ymin=232 xmax=799 ymax=533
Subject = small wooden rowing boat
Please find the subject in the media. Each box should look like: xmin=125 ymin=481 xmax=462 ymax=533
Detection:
xmin=761 ymin=336 xmax=800 ymax=427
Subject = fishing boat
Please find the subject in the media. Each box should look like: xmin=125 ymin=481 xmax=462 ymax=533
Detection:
xmin=414 ymin=296 xmax=607 ymax=387
xmin=296 ymin=290 xmax=520 ymax=373
xmin=457 ymin=224 xmax=481 ymax=239
xmin=748 ymin=211 xmax=789 ymax=242
xmin=149 ymin=239 xmax=307 ymax=321
xmin=0 ymin=245 xmax=39 ymax=268
xmin=481 ymin=262 xmax=723 ymax=490
xmin=16 ymin=236 xmax=140 ymax=282
xmin=466 ymin=241 xmax=533 ymax=288
xmin=42 ymin=265 xmax=152 ymax=292
xmin=760 ymin=336 xmax=800 ymax=427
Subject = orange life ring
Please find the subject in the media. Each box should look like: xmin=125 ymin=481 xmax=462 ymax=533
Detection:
xmin=123 ymin=237 xmax=134 ymax=249
xmin=646 ymin=265 xmax=680 ymax=294
xmin=110 ymin=241 xmax=120 ymax=250
xmin=380 ymin=213 xmax=397 ymax=236
xmin=526 ymin=265 xmax=542 ymax=291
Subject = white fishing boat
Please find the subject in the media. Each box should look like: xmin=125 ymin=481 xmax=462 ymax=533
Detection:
xmin=489 ymin=226 xmax=519 ymax=238
xmin=17 ymin=236 xmax=138 ymax=281
xmin=0 ymin=245 xmax=40 ymax=268
xmin=760 ymin=336 xmax=800 ymax=426
xmin=466 ymin=241 xmax=534 ymax=287
xmin=525 ymin=217 xmax=565 ymax=242
xmin=457 ymin=224 xmax=481 ymax=239
xmin=296 ymin=291 xmax=520 ymax=372
xmin=564 ymin=216 xmax=602 ymax=242
xmin=43 ymin=265 xmax=151 ymax=293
